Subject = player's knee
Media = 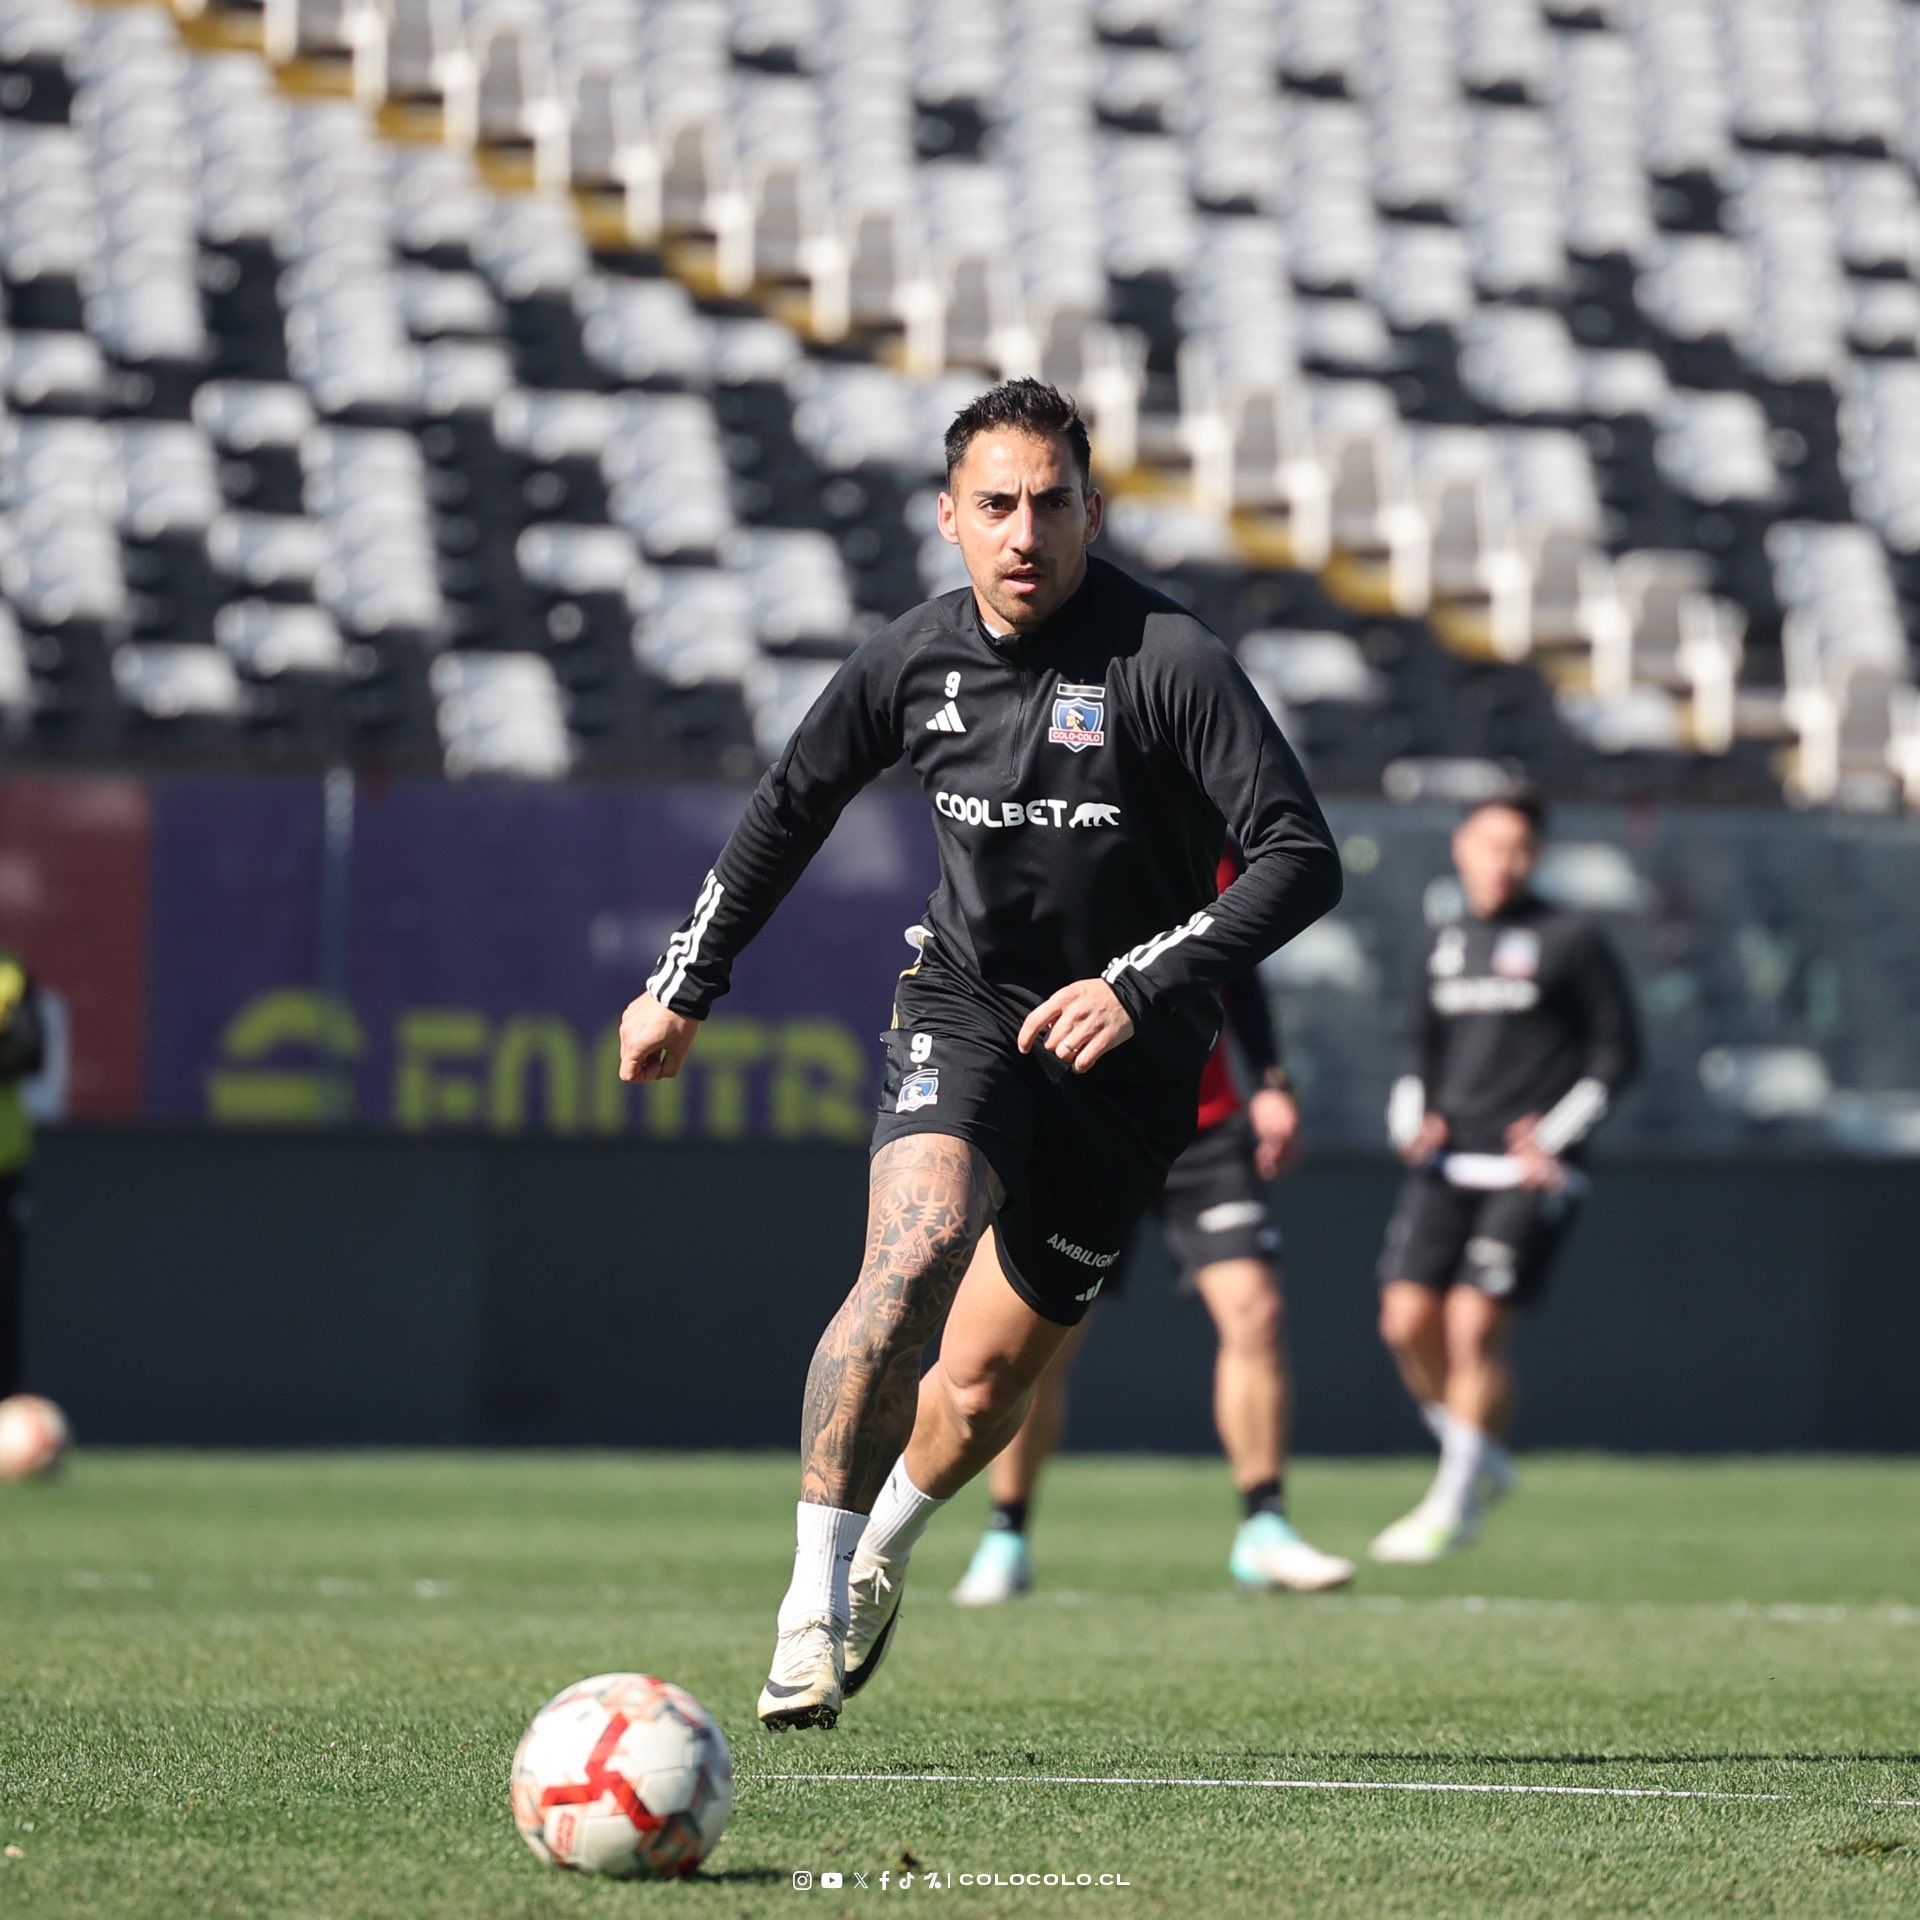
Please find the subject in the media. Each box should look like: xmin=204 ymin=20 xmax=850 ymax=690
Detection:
xmin=1220 ymin=1279 xmax=1281 ymax=1354
xmin=1378 ymin=1286 xmax=1434 ymax=1353
xmin=935 ymin=1350 xmax=1026 ymax=1433
xmin=1446 ymin=1301 xmax=1508 ymax=1368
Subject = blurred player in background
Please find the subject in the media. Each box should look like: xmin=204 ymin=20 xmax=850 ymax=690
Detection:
xmin=1372 ymin=791 xmax=1639 ymax=1564
xmin=951 ymin=842 xmax=1352 ymax=1605
xmin=0 ymin=945 xmax=47 ymax=1400
xmin=619 ymin=379 xmax=1342 ymax=1729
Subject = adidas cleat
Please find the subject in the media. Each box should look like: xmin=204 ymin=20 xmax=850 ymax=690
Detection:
xmin=756 ymin=1614 xmax=845 ymax=1730
xmin=842 ymin=1551 xmax=905 ymax=1699
xmin=950 ymin=1530 xmax=1033 ymax=1608
xmin=1229 ymin=1512 xmax=1355 ymax=1593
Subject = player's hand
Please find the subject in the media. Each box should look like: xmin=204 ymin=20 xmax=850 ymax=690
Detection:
xmin=1403 ymin=1113 xmax=1449 ymax=1166
xmin=1505 ymin=1114 xmax=1566 ymax=1191
xmin=1018 ymin=979 xmax=1134 ymax=1074
xmin=617 ymin=992 xmax=700 ymax=1083
xmin=1248 ymin=1088 xmax=1302 ymax=1179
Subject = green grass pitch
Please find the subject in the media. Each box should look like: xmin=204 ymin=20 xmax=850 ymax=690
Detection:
xmin=1 ymin=1452 xmax=1915 ymax=1919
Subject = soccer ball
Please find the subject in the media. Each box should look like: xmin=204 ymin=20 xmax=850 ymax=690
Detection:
xmin=511 ymin=1673 xmax=733 ymax=1878
xmin=0 ymin=1394 xmax=69 ymax=1481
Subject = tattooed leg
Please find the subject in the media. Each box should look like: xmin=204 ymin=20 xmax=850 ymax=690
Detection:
xmin=799 ymin=1134 xmax=1003 ymax=1511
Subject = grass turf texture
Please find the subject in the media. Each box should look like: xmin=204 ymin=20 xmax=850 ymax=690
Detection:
xmin=1 ymin=1454 xmax=1915 ymax=1919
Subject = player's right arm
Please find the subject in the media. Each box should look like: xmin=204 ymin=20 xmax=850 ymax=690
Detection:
xmin=1387 ymin=941 xmax=1448 ymax=1164
xmin=624 ymin=634 xmax=907 ymax=1071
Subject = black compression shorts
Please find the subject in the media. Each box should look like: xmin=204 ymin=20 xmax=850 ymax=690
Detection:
xmin=870 ymin=966 xmax=1202 ymax=1326
xmin=1377 ymin=1168 xmax=1582 ymax=1309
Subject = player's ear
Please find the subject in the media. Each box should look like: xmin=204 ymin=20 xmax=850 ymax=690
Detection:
xmin=1083 ymin=484 xmax=1102 ymax=543
xmin=935 ymin=489 xmax=960 ymax=546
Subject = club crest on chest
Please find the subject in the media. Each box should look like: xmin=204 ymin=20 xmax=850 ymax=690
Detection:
xmin=1048 ymin=682 xmax=1106 ymax=752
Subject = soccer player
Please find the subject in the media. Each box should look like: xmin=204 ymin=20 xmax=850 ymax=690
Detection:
xmin=950 ymin=843 xmax=1353 ymax=1605
xmin=618 ymin=379 xmax=1342 ymax=1728
xmin=1371 ymin=790 xmax=1639 ymax=1564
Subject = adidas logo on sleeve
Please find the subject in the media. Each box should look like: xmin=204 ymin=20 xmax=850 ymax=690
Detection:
xmin=924 ymin=701 xmax=966 ymax=733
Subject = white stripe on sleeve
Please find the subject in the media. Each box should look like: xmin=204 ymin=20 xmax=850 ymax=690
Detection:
xmin=1532 ymin=1076 xmax=1609 ymax=1156
xmin=647 ymin=870 xmax=724 ymax=1011
xmin=1386 ymin=1075 xmax=1426 ymax=1152
xmin=1101 ymin=911 xmax=1214 ymax=987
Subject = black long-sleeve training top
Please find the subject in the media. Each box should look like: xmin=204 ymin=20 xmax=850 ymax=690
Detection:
xmin=647 ymin=557 xmax=1343 ymax=1055
xmin=1388 ymin=893 xmax=1641 ymax=1159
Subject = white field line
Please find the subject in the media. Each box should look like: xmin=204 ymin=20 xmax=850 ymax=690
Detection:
xmin=51 ymin=1570 xmax=1918 ymax=1627
xmin=749 ymin=1772 xmax=1920 ymax=1809
xmin=1022 ymin=1592 xmax=1920 ymax=1626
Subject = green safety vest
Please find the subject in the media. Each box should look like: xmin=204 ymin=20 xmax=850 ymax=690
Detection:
xmin=0 ymin=952 xmax=33 ymax=1174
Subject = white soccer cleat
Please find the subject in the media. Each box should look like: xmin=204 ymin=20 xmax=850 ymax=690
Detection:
xmin=1229 ymin=1513 xmax=1355 ymax=1593
xmin=842 ymin=1551 xmax=906 ymax=1699
xmin=1367 ymin=1497 xmax=1482 ymax=1566
xmin=949 ymin=1530 xmax=1033 ymax=1607
xmin=756 ymin=1614 xmax=845 ymax=1730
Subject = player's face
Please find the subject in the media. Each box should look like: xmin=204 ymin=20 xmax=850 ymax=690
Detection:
xmin=1453 ymin=805 xmax=1538 ymax=917
xmin=937 ymin=430 xmax=1103 ymax=632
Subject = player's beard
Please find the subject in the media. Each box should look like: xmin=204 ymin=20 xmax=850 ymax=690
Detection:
xmin=990 ymin=562 xmax=1058 ymax=630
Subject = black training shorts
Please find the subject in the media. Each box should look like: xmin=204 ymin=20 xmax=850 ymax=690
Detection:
xmin=1377 ymin=1168 xmax=1582 ymax=1309
xmin=1103 ymin=1109 xmax=1279 ymax=1299
xmin=870 ymin=963 xmax=1203 ymax=1326
xmin=1158 ymin=1110 xmax=1280 ymax=1286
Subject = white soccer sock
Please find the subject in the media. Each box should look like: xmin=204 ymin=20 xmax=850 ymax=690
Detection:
xmin=776 ymin=1502 xmax=867 ymax=1632
xmin=857 ymin=1455 xmax=946 ymax=1567
xmin=1420 ymin=1400 xmax=1452 ymax=1446
xmin=1430 ymin=1417 xmax=1490 ymax=1517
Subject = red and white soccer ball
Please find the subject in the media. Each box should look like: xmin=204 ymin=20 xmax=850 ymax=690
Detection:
xmin=0 ymin=1394 xmax=69 ymax=1481
xmin=511 ymin=1673 xmax=734 ymax=1878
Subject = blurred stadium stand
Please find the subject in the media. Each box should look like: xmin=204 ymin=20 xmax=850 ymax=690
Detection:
xmin=0 ymin=0 xmax=1914 ymax=804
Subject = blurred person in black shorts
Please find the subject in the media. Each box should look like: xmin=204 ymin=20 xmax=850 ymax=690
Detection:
xmin=1371 ymin=790 xmax=1639 ymax=1565
xmin=0 ymin=946 xmax=47 ymax=1400
xmin=950 ymin=843 xmax=1353 ymax=1604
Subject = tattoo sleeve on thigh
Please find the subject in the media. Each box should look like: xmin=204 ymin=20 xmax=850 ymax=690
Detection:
xmin=800 ymin=1135 xmax=999 ymax=1509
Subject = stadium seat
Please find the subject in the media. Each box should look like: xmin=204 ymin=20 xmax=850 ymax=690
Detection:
xmin=112 ymin=639 xmax=245 ymax=722
xmin=0 ymin=600 xmax=31 ymax=733
xmin=431 ymin=650 xmax=572 ymax=777
xmin=214 ymin=599 xmax=349 ymax=678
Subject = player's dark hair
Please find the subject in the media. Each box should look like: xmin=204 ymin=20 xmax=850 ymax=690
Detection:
xmin=944 ymin=379 xmax=1092 ymax=488
xmin=1467 ymin=786 xmax=1549 ymax=836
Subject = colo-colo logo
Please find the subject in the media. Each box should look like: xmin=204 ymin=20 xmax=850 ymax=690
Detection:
xmin=936 ymin=793 xmax=1121 ymax=829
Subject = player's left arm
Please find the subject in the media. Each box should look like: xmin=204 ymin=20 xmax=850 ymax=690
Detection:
xmin=1099 ymin=633 xmax=1343 ymax=1029
xmin=1221 ymin=966 xmax=1301 ymax=1175
xmin=1514 ymin=924 xmax=1642 ymax=1163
